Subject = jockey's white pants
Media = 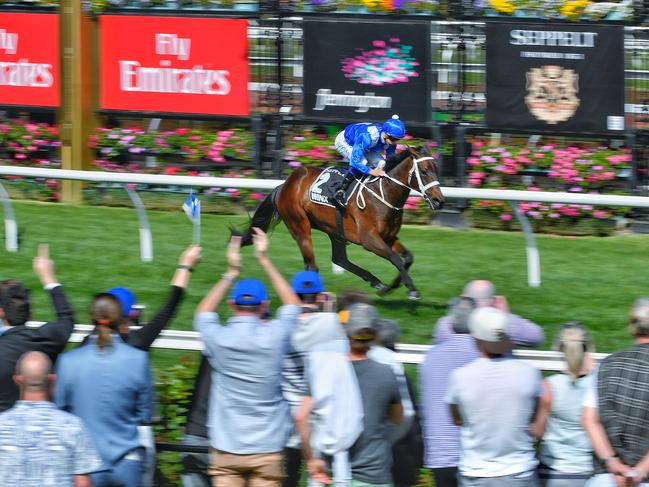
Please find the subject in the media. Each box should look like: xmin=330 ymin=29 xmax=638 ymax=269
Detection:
xmin=334 ymin=131 xmax=385 ymax=171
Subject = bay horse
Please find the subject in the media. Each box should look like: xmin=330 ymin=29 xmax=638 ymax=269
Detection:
xmin=241 ymin=147 xmax=444 ymax=299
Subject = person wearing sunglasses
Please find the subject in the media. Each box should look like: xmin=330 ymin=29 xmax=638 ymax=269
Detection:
xmin=333 ymin=115 xmax=406 ymax=208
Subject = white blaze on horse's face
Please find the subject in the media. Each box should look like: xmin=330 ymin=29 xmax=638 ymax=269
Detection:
xmin=411 ymin=156 xmax=444 ymax=210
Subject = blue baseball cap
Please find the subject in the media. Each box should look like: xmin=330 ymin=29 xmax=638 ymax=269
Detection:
xmin=106 ymin=287 xmax=136 ymax=317
xmin=230 ymin=279 xmax=268 ymax=305
xmin=291 ymin=271 xmax=325 ymax=294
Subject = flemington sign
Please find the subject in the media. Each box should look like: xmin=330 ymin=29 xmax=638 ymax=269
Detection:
xmin=0 ymin=12 xmax=59 ymax=107
xmin=486 ymin=22 xmax=625 ymax=134
xmin=303 ymin=20 xmax=431 ymax=123
xmin=100 ymin=16 xmax=250 ymax=116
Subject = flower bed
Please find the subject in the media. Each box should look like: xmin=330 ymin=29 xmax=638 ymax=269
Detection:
xmin=89 ymin=127 xmax=252 ymax=165
xmin=0 ymin=119 xmax=61 ymax=201
xmin=88 ymin=126 xmax=264 ymax=211
xmin=466 ymin=138 xmax=632 ymax=235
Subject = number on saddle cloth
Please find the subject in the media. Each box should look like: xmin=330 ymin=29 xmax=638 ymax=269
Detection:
xmin=309 ymin=167 xmax=361 ymax=207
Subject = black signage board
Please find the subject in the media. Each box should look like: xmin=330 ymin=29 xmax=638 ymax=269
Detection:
xmin=303 ymin=19 xmax=431 ymax=123
xmin=486 ymin=22 xmax=625 ymax=134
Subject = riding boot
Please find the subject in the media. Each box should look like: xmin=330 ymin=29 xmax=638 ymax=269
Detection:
xmin=334 ymin=172 xmax=356 ymax=207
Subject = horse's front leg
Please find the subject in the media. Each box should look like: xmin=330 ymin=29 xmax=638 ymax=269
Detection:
xmin=386 ymin=239 xmax=414 ymax=292
xmin=328 ymin=235 xmax=389 ymax=294
xmin=361 ymin=231 xmax=420 ymax=300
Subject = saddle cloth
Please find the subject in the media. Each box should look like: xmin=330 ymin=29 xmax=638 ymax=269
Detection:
xmin=308 ymin=167 xmax=365 ymax=208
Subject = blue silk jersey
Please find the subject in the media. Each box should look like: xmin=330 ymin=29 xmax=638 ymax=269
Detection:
xmin=343 ymin=123 xmax=396 ymax=174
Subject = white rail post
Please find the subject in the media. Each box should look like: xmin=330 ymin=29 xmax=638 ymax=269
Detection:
xmin=0 ymin=182 xmax=18 ymax=252
xmin=509 ymin=201 xmax=541 ymax=287
xmin=124 ymin=185 xmax=153 ymax=263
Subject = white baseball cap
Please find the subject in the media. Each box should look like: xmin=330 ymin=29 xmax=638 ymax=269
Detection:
xmin=468 ymin=307 xmax=513 ymax=354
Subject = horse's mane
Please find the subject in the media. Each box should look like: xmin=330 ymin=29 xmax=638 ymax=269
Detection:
xmin=384 ymin=148 xmax=413 ymax=172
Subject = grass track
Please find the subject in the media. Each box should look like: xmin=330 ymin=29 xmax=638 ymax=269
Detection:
xmin=2 ymin=200 xmax=648 ymax=355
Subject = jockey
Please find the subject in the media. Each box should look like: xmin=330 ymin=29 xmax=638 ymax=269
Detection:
xmin=333 ymin=115 xmax=406 ymax=207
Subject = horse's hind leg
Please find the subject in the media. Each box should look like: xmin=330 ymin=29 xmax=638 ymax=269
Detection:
xmin=282 ymin=209 xmax=318 ymax=271
xmin=328 ymin=235 xmax=389 ymax=294
xmin=386 ymin=239 xmax=414 ymax=291
xmin=361 ymin=231 xmax=420 ymax=300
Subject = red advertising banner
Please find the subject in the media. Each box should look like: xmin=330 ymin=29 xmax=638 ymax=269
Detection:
xmin=0 ymin=13 xmax=59 ymax=107
xmin=100 ymin=16 xmax=249 ymax=116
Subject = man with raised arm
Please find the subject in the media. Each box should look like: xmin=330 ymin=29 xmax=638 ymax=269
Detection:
xmin=194 ymin=228 xmax=301 ymax=487
xmin=0 ymin=244 xmax=75 ymax=412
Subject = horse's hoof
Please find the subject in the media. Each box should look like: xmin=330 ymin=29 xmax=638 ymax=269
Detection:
xmin=375 ymin=283 xmax=391 ymax=296
xmin=408 ymin=290 xmax=421 ymax=300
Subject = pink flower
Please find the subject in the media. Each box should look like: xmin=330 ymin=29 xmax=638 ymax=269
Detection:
xmin=467 ymin=157 xmax=480 ymax=166
xmin=500 ymin=214 xmax=513 ymax=221
xmin=593 ymin=210 xmax=610 ymax=219
xmin=250 ymin=193 xmax=265 ymax=201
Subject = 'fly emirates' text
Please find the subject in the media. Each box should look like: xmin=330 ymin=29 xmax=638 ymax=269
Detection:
xmin=118 ymin=33 xmax=231 ymax=95
xmin=0 ymin=29 xmax=54 ymax=88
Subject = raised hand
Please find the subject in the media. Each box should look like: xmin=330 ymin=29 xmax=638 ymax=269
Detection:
xmin=33 ymin=244 xmax=56 ymax=285
xmin=252 ymin=227 xmax=268 ymax=259
xmin=227 ymin=235 xmax=242 ymax=271
xmin=179 ymin=245 xmax=202 ymax=268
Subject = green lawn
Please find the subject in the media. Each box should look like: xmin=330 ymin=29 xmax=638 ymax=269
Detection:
xmin=2 ymin=200 xmax=648 ymax=356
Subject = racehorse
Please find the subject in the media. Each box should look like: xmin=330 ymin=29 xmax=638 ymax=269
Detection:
xmin=240 ymin=147 xmax=444 ymax=299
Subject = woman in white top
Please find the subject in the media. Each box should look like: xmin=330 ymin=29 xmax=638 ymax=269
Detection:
xmin=532 ymin=322 xmax=596 ymax=487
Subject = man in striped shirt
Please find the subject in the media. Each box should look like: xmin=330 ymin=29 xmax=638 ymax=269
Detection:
xmin=420 ymin=296 xmax=478 ymax=487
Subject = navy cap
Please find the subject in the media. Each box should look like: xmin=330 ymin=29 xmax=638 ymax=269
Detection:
xmin=291 ymin=271 xmax=325 ymax=294
xmin=230 ymin=279 xmax=268 ymax=305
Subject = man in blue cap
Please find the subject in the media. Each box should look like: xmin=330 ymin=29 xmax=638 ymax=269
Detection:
xmin=194 ymin=228 xmax=301 ymax=487
xmin=283 ymin=271 xmax=346 ymax=487
xmin=333 ymin=115 xmax=406 ymax=208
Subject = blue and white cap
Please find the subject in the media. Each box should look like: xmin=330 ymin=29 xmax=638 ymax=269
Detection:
xmin=382 ymin=115 xmax=406 ymax=139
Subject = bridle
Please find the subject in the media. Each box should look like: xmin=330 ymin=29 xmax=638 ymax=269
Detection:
xmin=353 ymin=155 xmax=440 ymax=211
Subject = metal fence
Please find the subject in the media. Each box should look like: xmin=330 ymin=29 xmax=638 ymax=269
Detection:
xmin=3 ymin=166 xmax=649 ymax=287
xmin=27 ymin=322 xmax=608 ymax=372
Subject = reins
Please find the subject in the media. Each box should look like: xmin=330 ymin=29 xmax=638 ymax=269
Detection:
xmin=354 ymin=155 xmax=440 ymax=211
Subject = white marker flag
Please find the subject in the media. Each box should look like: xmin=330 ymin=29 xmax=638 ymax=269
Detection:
xmin=182 ymin=193 xmax=201 ymax=245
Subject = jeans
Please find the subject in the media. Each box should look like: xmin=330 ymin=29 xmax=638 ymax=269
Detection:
xmin=586 ymin=474 xmax=649 ymax=487
xmin=181 ymin=434 xmax=211 ymax=487
xmin=91 ymin=449 xmax=144 ymax=487
xmin=138 ymin=425 xmax=156 ymax=487
xmin=459 ymin=470 xmax=539 ymax=487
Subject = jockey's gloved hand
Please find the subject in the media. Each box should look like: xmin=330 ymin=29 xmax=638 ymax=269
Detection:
xmin=370 ymin=168 xmax=387 ymax=177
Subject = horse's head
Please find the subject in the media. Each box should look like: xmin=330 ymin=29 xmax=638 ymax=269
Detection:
xmin=406 ymin=147 xmax=445 ymax=210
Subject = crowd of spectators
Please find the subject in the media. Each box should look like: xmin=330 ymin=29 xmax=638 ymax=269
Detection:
xmin=1 ymin=235 xmax=649 ymax=487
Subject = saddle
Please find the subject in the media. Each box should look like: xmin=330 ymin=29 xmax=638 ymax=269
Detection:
xmin=308 ymin=167 xmax=365 ymax=208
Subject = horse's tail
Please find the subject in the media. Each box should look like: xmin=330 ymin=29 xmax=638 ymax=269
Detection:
xmin=238 ymin=185 xmax=283 ymax=247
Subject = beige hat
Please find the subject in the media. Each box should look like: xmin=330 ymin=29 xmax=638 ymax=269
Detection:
xmin=468 ymin=307 xmax=513 ymax=355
